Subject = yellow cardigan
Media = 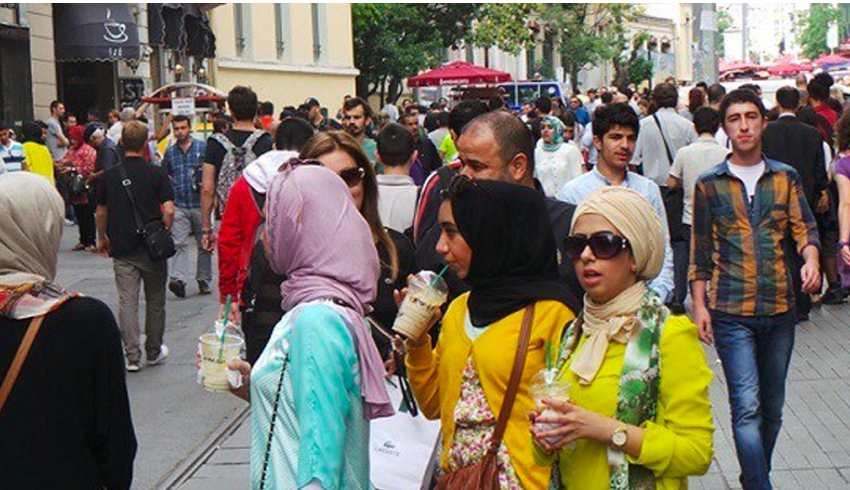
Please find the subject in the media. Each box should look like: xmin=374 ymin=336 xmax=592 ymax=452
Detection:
xmin=539 ymin=315 xmax=714 ymax=489
xmin=406 ymin=294 xmax=575 ymax=489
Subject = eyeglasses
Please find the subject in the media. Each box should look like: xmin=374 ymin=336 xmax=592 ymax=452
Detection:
xmin=285 ymin=158 xmax=365 ymax=188
xmin=563 ymin=231 xmax=630 ymax=260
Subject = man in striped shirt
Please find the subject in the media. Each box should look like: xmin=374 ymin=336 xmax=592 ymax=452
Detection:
xmin=690 ymin=89 xmax=821 ymax=490
xmin=0 ymin=121 xmax=26 ymax=173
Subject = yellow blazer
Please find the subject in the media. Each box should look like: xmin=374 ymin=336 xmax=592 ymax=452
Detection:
xmin=406 ymin=294 xmax=575 ymax=489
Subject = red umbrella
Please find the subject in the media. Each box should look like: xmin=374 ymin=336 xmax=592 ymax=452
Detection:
xmin=767 ymin=60 xmax=812 ymax=76
xmin=407 ymin=61 xmax=512 ymax=88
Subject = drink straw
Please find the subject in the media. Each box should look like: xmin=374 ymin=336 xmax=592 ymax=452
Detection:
xmin=216 ymin=295 xmax=232 ymax=362
xmin=430 ymin=264 xmax=450 ymax=288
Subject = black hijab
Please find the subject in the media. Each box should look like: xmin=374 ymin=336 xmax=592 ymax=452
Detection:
xmin=446 ymin=176 xmax=579 ymax=326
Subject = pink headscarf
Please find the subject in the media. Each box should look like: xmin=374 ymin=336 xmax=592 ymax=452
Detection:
xmin=265 ymin=164 xmax=393 ymax=419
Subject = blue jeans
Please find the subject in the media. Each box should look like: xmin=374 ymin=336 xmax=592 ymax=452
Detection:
xmin=711 ymin=310 xmax=796 ymax=490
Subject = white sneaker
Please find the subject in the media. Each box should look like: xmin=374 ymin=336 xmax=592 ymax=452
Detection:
xmin=126 ymin=361 xmax=141 ymax=372
xmin=64 ymin=218 xmax=75 ymax=226
xmin=148 ymin=345 xmax=169 ymax=366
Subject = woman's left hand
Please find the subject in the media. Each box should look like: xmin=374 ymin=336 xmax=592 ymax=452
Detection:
xmin=531 ymin=398 xmax=617 ymax=452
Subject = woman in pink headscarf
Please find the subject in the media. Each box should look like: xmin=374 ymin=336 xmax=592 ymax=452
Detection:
xmin=58 ymin=124 xmax=97 ymax=251
xmin=228 ymin=164 xmax=392 ymax=489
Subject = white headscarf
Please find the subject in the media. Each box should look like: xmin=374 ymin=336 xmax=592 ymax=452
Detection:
xmin=242 ymin=150 xmax=299 ymax=194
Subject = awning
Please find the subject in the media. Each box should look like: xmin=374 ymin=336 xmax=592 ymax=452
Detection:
xmin=148 ymin=4 xmax=217 ymax=59
xmin=407 ymin=61 xmax=512 ymax=88
xmin=54 ymin=4 xmax=140 ymax=62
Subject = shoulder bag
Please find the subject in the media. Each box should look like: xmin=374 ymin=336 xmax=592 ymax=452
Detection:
xmin=115 ymin=161 xmax=176 ymax=261
xmin=435 ymin=304 xmax=535 ymax=490
xmin=652 ymin=114 xmax=685 ymax=242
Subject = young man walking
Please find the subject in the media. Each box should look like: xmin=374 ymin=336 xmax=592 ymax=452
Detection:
xmin=375 ymin=122 xmax=418 ymax=233
xmin=162 ymin=115 xmax=211 ymax=298
xmin=690 ymin=89 xmax=821 ymax=490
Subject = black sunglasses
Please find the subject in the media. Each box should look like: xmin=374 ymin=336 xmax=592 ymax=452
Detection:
xmin=285 ymin=158 xmax=365 ymax=188
xmin=564 ymin=231 xmax=630 ymax=260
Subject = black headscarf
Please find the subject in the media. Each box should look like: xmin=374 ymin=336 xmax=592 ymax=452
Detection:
xmin=446 ymin=176 xmax=579 ymax=326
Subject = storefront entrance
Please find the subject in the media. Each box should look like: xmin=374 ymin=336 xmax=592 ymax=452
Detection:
xmin=0 ymin=24 xmax=33 ymax=126
xmin=57 ymin=62 xmax=117 ymax=121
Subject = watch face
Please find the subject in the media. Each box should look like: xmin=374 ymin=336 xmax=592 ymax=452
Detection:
xmin=613 ymin=430 xmax=627 ymax=447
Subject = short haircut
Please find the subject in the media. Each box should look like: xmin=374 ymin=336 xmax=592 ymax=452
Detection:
xmin=227 ymin=85 xmax=259 ymax=121
xmin=274 ymin=117 xmax=314 ymax=151
xmin=437 ymin=111 xmax=450 ymax=128
xmin=463 ymin=111 xmax=535 ymax=172
xmin=0 ymin=120 xmax=8 ymax=131
xmin=534 ymin=96 xmax=552 ymax=114
xmin=692 ymin=107 xmax=721 ymax=135
xmin=592 ymin=103 xmax=639 ymax=139
xmin=449 ymin=100 xmax=489 ymax=136
xmin=719 ymin=88 xmax=767 ymax=123
xmin=121 ymin=121 xmax=148 ymax=152
xmin=559 ymin=111 xmax=576 ymax=127
xmin=303 ymin=97 xmax=320 ymax=109
xmin=775 ymin=86 xmax=800 ymax=110
xmin=376 ymin=123 xmax=415 ymax=167
xmin=342 ymin=96 xmax=373 ymax=119
xmin=807 ymin=80 xmax=830 ymax=102
xmin=587 ymin=88 xmax=597 ymax=95
xmin=399 ymin=112 xmax=417 ymax=125
xmin=707 ymin=83 xmax=726 ymax=104
xmin=50 ymin=100 xmax=63 ymax=112
xmin=696 ymin=81 xmax=708 ymax=90
xmin=813 ymin=72 xmax=834 ymax=89
xmin=489 ymin=96 xmax=505 ymax=111
xmin=403 ymin=104 xmax=419 ymax=115
xmin=171 ymin=114 xmax=192 ymax=126
xmin=739 ymin=83 xmax=761 ymax=95
xmin=258 ymin=101 xmax=274 ymax=116
xmin=651 ymin=83 xmax=678 ymax=109
xmin=600 ymin=92 xmax=614 ymax=105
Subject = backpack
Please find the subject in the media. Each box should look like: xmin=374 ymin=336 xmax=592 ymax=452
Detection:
xmin=212 ymin=130 xmax=265 ymax=214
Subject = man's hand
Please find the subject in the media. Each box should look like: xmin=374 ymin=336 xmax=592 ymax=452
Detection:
xmin=201 ymin=230 xmax=216 ymax=252
xmin=693 ymin=305 xmax=713 ymax=345
xmin=841 ymin=244 xmax=850 ymax=267
xmin=800 ymin=260 xmax=821 ymax=294
xmin=816 ymin=190 xmax=830 ymax=214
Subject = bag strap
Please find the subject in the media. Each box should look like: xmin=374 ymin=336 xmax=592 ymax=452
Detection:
xmin=114 ymin=158 xmax=146 ymax=235
xmin=0 ymin=315 xmax=45 ymax=414
xmin=488 ymin=304 xmax=535 ymax=454
xmin=652 ymin=113 xmax=675 ymax=165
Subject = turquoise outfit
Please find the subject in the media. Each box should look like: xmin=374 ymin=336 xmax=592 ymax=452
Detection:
xmin=250 ymin=300 xmax=370 ymax=490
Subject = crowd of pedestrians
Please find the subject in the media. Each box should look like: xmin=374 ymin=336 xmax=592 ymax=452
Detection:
xmin=2 ymin=71 xmax=850 ymax=490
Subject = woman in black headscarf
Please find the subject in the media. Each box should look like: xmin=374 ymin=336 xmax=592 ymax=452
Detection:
xmin=405 ymin=175 xmax=577 ymax=489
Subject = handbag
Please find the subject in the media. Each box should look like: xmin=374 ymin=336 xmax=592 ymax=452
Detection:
xmin=435 ymin=304 xmax=535 ymax=490
xmin=68 ymin=170 xmax=89 ymax=196
xmin=115 ymin=160 xmax=176 ymax=261
xmin=652 ymin=114 xmax=686 ymax=242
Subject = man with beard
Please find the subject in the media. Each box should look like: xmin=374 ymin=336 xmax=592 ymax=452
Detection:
xmin=342 ymin=96 xmax=378 ymax=171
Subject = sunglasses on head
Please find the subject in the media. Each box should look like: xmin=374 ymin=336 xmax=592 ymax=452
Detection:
xmin=563 ymin=231 xmax=629 ymax=260
xmin=286 ymin=159 xmax=365 ymax=188
xmin=440 ymin=174 xmax=489 ymax=200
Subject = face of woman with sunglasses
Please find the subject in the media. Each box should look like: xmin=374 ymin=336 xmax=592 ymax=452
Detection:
xmin=571 ymin=213 xmax=637 ymax=304
xmin=316 ymin=149 xmax=365 ymax=210
xmin=435 ymin=201 xmax=472 ymax=279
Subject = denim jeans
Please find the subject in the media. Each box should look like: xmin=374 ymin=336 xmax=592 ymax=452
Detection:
xmin=672 ymin=224 xmax=691 ymax=305
xmin=711 ymin=310 xmax=796 ymax=490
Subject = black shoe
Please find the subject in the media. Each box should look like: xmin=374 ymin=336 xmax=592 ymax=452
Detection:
xmin=168 ymin=280 xmax=186 ymax=298
xmin=197 ymin=280 xmax=211 ymax=295
xmin=796 ymin=312 xmax=810 ymax=323
xmin=821 ymin=287 xmax=848 ymax=305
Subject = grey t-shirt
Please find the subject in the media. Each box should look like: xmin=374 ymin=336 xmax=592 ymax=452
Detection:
xmin=46 ymin=117 xmax=67 ymax=161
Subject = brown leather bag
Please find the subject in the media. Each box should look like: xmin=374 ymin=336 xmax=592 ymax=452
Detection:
xmin=435 ymin=304 xmax=535 ymax=490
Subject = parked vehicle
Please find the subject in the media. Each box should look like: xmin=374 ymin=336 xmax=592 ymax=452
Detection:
xmin=498 ymin=81 xmax=566 ymax=112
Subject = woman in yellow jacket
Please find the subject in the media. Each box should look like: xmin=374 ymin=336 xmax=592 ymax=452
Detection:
xmin=21 ymin=121 xmax=56 ymax=185
xmin=405 ymin=175 xmax=579 ymax=489
xmin=531 ymin=187 xmax=714 ymax=489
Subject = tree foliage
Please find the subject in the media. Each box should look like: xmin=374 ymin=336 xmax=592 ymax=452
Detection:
xmin=715 ymin=7 xmax=732 ymax=56
xmin=797 ymin=4 xmax=842 ymax=60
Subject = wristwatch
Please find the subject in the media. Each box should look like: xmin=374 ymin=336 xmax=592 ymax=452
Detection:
xmin=611 ymin=424 xmax=628 ymax=449
xmin=839 ymin=241 xmax=850 ymax=250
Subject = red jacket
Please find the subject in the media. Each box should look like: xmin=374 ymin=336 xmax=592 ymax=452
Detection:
xmin=217 ymin=176 xmax=262 ymax=304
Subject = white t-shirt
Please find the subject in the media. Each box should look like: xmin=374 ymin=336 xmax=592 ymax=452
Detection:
xmin=727 ymin=161 xmax=765 ymax=203
xmin=376 ymin=174 xmax=418 ymax=233
xmin=534 ymin=141 xmax=584 ymax=197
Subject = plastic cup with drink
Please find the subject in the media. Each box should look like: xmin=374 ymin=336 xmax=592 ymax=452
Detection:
xmin=531 ymin=368 xmax=575 ymax=450
xmin=392 ymin=269 xmax=449 ymax=342
xmin=198 ymin=296 xmax=245 ymax=392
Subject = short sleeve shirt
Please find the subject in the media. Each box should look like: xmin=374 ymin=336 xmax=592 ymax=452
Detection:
xmin=45 ymin=118 xmax=67 ymax=161
xmin=203 ymin=129 xmax=273 ymax=179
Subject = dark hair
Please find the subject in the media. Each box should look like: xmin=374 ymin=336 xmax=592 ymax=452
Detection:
xmin=766 ymin=107 xmax=780 ymax=122
xmin=592 ymin=103 xmax=639 ymax=139
xmin=376 ymin=123 xmax=415 ymax=167
xmin=258 ymin=101 xmax=274 ymax=116
xmin=449 ymin=100 xmax=489 ymax=136
xmin=807 ymin=80 xmax=830 ymax=102
xmin=21 ymin=121 xmax=44 ymax=144
xmin=489 ymin=97 xmax=505 ymax=111
xmin=213 ymin=114 xmax=232 ymax=134
xmin=707 ymin=83 xmax=727 ymax=104
xmin=559 ymin=111 xmax=576 ymax=127
xmin=693 ymin=107 xmax=721 ymax=135
xmin=171 ymin=114 xmax=192 ymax=126
xmin=775 ymin=86 xmax=800 ymax=110
xmin=600 ymin=92 xmax=614 ymax=105
xmin=49 ymin=100 xmax=63 ymax=112
xmin=463 ymin=111 xmax=535 ymax=173
xmin=836 ymin=110 xmax=850 ymax=152
xmin=688 ymin=87 xmax=706 ymax=114
xmin=227 ymin=86 xmax=259 ymax=121
xmin=399 ymin=112 xmax=418 ymax=126
xmin=652 ymin=83 xmax=679 ymax=109
xmin=696 ymin=81 xmax=708 ymax=90
xmin=739 ymin=83 xmax=761 ymax=95
xmin=813 ymin=72 xmax=834 ymax=89
xmin=437 ymin=111 xmax=450 ymax=128
xmin=403 ymin=105 xmax=419 ymax=115
xmin=534 ymin=96 xmax=552 ymax=114
xmin=303 ymin=97 xmax=320 ymax=109
xmin=274 ymin=117 xmax=314 ymax=151
xmin=300 ymin=130 xmax=398 ymax=279
xmin=719 ymin=89 xmax=767 ymax=123
xmin=0 ymin=120 xmax=9 ymax=131
xmin=342 ymin=97 xmax=373 ymax=119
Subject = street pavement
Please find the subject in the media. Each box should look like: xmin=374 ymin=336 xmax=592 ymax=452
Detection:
xmin=54 ymin=226 xmax=245 ymax=490
xmin=177 ymin=294 xmax=850 ymax=489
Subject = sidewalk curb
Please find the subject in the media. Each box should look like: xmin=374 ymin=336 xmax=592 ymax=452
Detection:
xmin=156 ymin=405 xmax=250 ymax=490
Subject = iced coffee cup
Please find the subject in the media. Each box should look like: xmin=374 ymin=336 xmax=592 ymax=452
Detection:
xmin=530 ymin=370 xmax=574 ymax=448
xmin=392 ymin=270 xmax=448 ymax=341
xmin=199 ymin=332 xmax=244 ymax=392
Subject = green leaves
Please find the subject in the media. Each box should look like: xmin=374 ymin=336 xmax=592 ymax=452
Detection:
xmin=797 ymin=4 xmax=842 ymax=60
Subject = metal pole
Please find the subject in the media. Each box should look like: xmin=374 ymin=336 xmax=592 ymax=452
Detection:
xmin=741 ymin=3 xmax=748 ymax=62
xmin=703 ymin=4 xmax=718 ymax=83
